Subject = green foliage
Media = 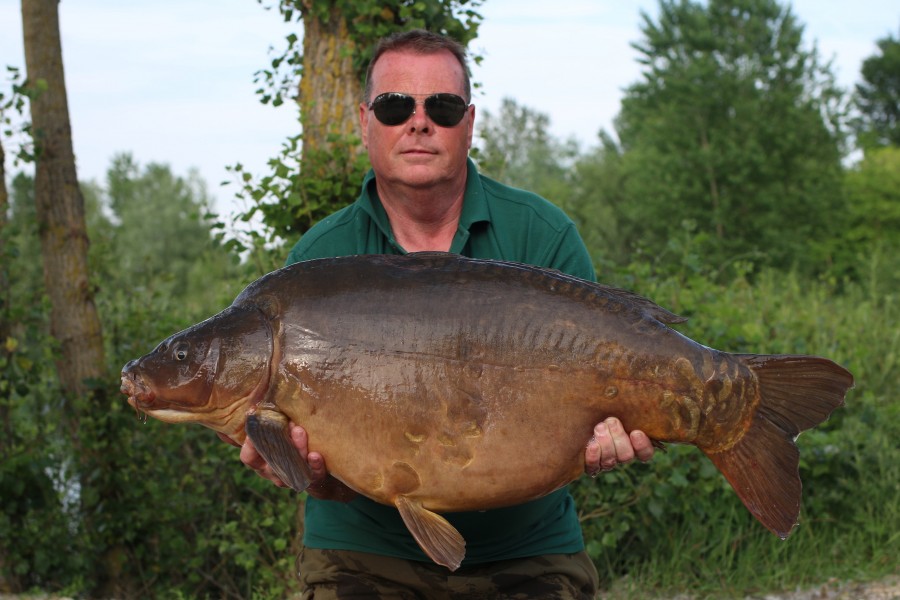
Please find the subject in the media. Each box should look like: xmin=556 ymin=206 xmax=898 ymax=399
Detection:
xmin=607 ymin=0 xmax=848 ymax=275
xmin=833 ymin=147 xmax=900 ymax=293
xmin=91 ymin=153 xmax=243 ymax=320
xmin=566 ymin=132 xmax=635 ymax=270
xmin=474 ymin=97 xmax=581 ymax=211
xmin=1 ymin=170 xmax=78 ymax=591
xmin=228 ymin=132 xmax=372 ymax=245
xmin=0 ymin=288 xmax=74 ymax=591
xmin=0 ymin=159 xmax=306 ymax=597
xmin=853 ymin=29 xmax=900 ymax=149
xmin=469 ymin=31 xmax=898 ymax=592
xmin=0 ymin=65 xmax=36 ymax=165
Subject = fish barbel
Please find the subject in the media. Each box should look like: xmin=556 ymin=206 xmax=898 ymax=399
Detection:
xmin=120 ymin=252 xmax=853 ymax=570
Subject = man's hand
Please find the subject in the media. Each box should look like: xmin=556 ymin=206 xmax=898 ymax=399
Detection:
xmin=221 ymin=424 xmax=357 ymax=502
xmin=584 ymin=417 xmax=654 ymax=476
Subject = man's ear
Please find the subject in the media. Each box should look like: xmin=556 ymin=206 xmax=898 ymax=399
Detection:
xmin=466 ymin=104 xmax=475 ymax=149
xmin=359 ymin=102 xmax=370 ymax=148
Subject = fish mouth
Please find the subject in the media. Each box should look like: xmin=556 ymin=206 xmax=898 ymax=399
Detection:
xmin=120 ymin=368 xmax=155 ymax=422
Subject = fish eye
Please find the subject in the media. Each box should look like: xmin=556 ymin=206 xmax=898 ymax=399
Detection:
xmin=173 ymin=344 xmax=189 ymax=361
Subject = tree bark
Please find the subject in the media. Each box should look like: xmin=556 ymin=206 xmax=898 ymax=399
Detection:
xmin=21 ymin=0 xmax=106 ymax=395
xmin=299 ymin=6 xmax=364 ymax=160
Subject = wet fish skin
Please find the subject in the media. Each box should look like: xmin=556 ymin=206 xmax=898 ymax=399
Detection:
xmin=120 ymin=252 xmax=854 ymax=571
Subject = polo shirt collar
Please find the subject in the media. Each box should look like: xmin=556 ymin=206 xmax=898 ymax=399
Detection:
xmin=356 ymin=158 xmax=492 ymax=253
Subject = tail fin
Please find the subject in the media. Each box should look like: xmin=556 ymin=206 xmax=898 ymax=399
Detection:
xmin=704 ymin=355 xmax=853 ymax=538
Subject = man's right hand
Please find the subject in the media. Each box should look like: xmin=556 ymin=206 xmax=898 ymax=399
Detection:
xmin=224 ymin=424 xmax=358 ymax=502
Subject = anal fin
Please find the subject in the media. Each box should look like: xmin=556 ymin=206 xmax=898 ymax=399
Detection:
xmin=245 ymin=408 xmax=313 ymax=493
xmin=395 ymin=495 xmax=465 ymax=571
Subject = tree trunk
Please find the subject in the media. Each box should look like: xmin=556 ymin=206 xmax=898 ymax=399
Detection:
xmin=292 ymin=4 xmax=369 ymax=233
xmin=21 ymin=0 xmax=105 ymax=395
xmin=299 ymin=6 xmax=364 ymax=161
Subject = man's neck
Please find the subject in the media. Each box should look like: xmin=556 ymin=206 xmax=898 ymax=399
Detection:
xmin=376 ymin=182 xmax=466 ymax=253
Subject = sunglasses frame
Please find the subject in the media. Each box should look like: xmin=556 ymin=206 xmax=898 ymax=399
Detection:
xmin=367 ymin=92 xmax=471 ymax=127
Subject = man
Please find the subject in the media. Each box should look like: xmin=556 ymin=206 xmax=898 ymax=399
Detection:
xmin=236 ymin=29 xmax=655 ymax=599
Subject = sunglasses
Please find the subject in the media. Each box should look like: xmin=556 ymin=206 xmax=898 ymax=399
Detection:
xmin=367 ymin=92 xmax=470 ymax=127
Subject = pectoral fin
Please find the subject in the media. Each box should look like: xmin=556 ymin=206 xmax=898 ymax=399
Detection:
xmin=245 ymin=408 xmax=313 ymax=493
xmin=395 ymin=495 xmax=465 ymax=571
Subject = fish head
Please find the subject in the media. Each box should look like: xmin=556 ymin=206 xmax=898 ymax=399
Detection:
xmin=121 ymin=305 xmax=273 ymax=442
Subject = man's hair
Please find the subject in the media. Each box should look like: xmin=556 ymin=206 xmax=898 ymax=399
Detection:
xmin=363 ymin=29 xmax=471 ymax=103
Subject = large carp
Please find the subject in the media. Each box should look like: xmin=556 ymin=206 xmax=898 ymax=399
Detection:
xmin=121 ymin=252 xmax=853 ymax=571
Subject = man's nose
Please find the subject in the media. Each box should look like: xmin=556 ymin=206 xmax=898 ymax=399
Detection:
xmin=407 ymin=101 xmax=431 ymax=132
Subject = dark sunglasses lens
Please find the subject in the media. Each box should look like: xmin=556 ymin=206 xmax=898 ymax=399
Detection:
xmin=372 ymin=94 xmax=416 ymax=126
xmin=425 ymin=94 xmax=468 ymax=126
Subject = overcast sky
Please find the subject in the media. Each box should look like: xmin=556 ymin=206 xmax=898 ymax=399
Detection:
xmin=1 ymin=1 xmax=897 ymax=219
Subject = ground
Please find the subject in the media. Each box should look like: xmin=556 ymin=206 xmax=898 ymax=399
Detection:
xmin=746 ymin=576 xmax=900 ymax=600
xmin=3 ymin=575 xmax=899 ymax=599
xmin=598 ymin=575 xmax=900 ymax=600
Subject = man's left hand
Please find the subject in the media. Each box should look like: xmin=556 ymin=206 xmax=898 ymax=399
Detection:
xmin=584 ymin=417 xmax=654 ymax=476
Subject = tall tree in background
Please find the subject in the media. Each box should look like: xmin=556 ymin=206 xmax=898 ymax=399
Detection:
xmin=97 ymin=153 xmax=244 ymax=318
xmin=234 ymin=0 xmax=483 ymax=243
xmin=836 ymin=146 xmax=900 ymax=290
xmin=476 ymin=97 xmax=580 ymax=207
xmin=854 ymin=30 xmax=900 ymax=149
xmin=20 ymin=2 xmax=130 ymax=596
xmin=21 ymin=0 xmax=105 ymax=395
xmin=605 ymin=0 xmax=846 ymax=274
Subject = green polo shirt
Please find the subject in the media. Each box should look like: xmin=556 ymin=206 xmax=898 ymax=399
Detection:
xmin=286 ymin=158 xmax=597 ymax=565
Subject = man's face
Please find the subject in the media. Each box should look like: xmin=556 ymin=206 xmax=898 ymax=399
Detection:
xmin=360 ymin=49 xmax=475 ymax=192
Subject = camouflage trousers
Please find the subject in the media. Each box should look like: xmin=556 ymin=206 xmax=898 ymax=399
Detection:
xmin=297 ymin=547 xmax=600 ymax=599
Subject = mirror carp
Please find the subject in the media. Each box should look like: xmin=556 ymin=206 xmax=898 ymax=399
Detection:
xmin=120 ymin=252 xmax=854 ymax=571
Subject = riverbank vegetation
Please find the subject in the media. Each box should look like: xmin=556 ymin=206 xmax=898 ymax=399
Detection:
xmin=2 ymin=0 xmax=897 ymax=597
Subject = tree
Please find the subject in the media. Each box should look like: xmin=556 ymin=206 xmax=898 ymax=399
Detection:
xmin=607 ymin=0 xmax=847 ymax=274
xmin=835 ymin=147 xmax=900 ymax=290
xmin=21 ymin=0 xmax=105 ymax=396
xmin=98 ymin=153 xmax=241 ymax=316
xmin=854 ymin=30 xmax=900 ymax=149
xmin=567 ymin=132 xmax=632 ymax=271
xmin=475 ymin=97 xmax=580 ymax=207
xmin=232 ymin=0 xmax=484 ymax=243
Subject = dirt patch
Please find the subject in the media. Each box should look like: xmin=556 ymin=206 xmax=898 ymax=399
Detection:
xmin=745 ymin=575 xmax=900 ymax=600
xmin=599 ymin=575 xmax=900 ymax=600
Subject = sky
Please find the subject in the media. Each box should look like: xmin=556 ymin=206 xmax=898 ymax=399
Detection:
xmin=1 ymin=0 xmax=897 ymax=220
